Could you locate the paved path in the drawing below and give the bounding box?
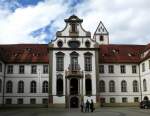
[0,107,150,116]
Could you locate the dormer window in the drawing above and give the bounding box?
[100,35,104,41]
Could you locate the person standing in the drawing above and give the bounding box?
[85,100,90,112]
[80,100,84,112]
[90,99,94,112]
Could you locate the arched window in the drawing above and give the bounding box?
[143,79,147,91]
[42,81,48,93]
[18,81,24,93]
[30,81,36,93]
[0,79,2,93]
[133,80,139,92]
[6,81,13,93]
[121,80,127,92]
[99,80,105,92]
[109,80,115,92]
[56,75,63,96]
[85,78,92,95]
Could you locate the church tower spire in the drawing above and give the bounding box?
[93,21,109,44]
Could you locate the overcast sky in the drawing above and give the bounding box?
[0,0,150,45]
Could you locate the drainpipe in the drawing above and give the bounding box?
[138,64,143,102]
[2,63,6,106]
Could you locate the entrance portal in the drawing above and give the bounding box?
[70,78,78,95]
[70,97,79,108]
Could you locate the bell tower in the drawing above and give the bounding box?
[93,21,109,45]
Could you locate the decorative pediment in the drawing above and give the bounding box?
[95,21,108,35]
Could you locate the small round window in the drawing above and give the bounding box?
[85,41,91,48]
[68,41,80,48]
[57,41,63,48]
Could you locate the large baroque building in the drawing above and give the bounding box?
[0,15,150,107]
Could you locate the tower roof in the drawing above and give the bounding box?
[94,21,108,35]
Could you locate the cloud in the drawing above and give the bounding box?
[0,0,68,44]
[75,0,150,44]
[0,0,150,44]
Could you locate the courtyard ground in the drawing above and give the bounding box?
[0,107,150,116]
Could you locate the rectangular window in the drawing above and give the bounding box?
[99,65,104,73]
[7,65,13,74]
[85,56,92,71]
[31,65,37,74]
[43,65,48,74]
[0,63,2,72]
[132,65,137,73]
[110,97,115,103]
[108,65,114,73]
[5,98,12,104]
[19,65,24,74]
[17,98,23,104]
[120,65,126,73]
[30,98,36,104]
[56,57,64,71]
[42,98,48,104]
[122,97,127,103]
[142,63,145,72]
[134,97,139,102]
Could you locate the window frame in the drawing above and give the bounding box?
[30,81,36,93]
[132,65,137,73]
[6,81,13,93]
[109,80,115,92]
[43,65,48,74]
[108,65,114,73]
[120,65,126,73]
[18,81,24,93]
[121,80,127,92]
[7,65,13,74]
[99,80,105,92]
[42,81,48,93]
[99,65,104,73]
[31,65,37,74]
[133,80,139,92]
[19,65,24,74]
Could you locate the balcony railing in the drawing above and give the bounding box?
[70,91,79,95]
[65,64,83,77]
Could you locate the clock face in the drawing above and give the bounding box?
[68,41,80,48]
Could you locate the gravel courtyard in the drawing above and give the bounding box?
[0,107,150,116]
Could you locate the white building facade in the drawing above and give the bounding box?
[0,15,150,107]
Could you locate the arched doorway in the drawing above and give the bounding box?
[70,78,78,95]
[85,78,92,95]
[144,96,149,101]
[70,97,79,108]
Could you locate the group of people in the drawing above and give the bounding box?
[80,99,95,112]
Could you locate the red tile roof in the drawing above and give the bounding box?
[0,44,49,63]
[0,44,150,64]
[99,44,146,63]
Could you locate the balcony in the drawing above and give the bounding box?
[65,64,83,77]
